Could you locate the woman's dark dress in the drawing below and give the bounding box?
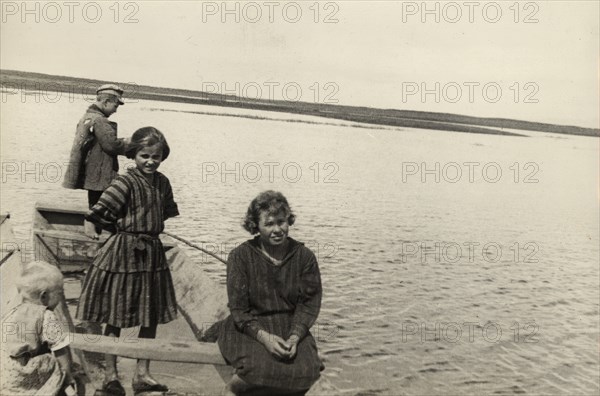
[218,236,323,390]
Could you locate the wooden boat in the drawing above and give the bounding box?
[28,202,232,394]
[32,201,230,336]
[3,202,333,395]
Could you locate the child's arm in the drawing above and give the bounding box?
[54,346,76,389]
[86,175,130,228]
[42,310,77,391]
[163,176,179,221]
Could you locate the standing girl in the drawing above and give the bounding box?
[76,127,179,395]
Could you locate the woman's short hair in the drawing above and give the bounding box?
[16,261,64,301]
[243,190,296,234]
[125,127,170,161]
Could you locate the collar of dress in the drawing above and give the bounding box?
[248,235,303,266]
[128,167,157,186]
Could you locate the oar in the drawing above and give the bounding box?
[162,231,227,265]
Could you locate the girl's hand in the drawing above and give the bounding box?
[257,330,290,360]
[63,381,77,396]
[84,220,99,240]
[284,334,300,360]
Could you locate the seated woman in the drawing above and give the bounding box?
[218,191,323,396]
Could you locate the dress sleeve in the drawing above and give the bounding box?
[227,248,266,339]
[289,250,322,340]
[162,177,179,220]
[92,118,127,156]
[85,177,129,226]
[41,310,70,352]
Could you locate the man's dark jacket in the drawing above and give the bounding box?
[63,105,127,191]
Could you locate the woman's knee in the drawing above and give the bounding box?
[228,374,250,392]
[225,375,308,396]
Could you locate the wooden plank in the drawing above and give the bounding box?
[68,333,227,365]
[34,230,177,248]
[1,214,22,316]
[34,229,107,243]
[35,202,89,215]
[34,233,65,269]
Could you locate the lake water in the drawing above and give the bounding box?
[1,94,598,395]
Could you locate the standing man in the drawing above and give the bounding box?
[63,84,128,239]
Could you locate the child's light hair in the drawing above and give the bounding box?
[16,261,64,301]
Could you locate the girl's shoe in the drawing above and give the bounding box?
[94,380,125,396]
[132,381,169,393]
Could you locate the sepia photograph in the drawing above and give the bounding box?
[1,1,599,395]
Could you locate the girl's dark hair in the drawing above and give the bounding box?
[243,190,296,234]
[125,127,170,160]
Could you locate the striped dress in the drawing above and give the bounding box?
[218,236,323,391]
[76,167,179,328]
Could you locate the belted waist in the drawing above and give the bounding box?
[117,230,160,250]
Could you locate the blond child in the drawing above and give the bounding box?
[1,261,77,395]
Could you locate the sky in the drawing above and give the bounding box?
[1,0,599,127]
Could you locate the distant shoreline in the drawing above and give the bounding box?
[2,69,598,137]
